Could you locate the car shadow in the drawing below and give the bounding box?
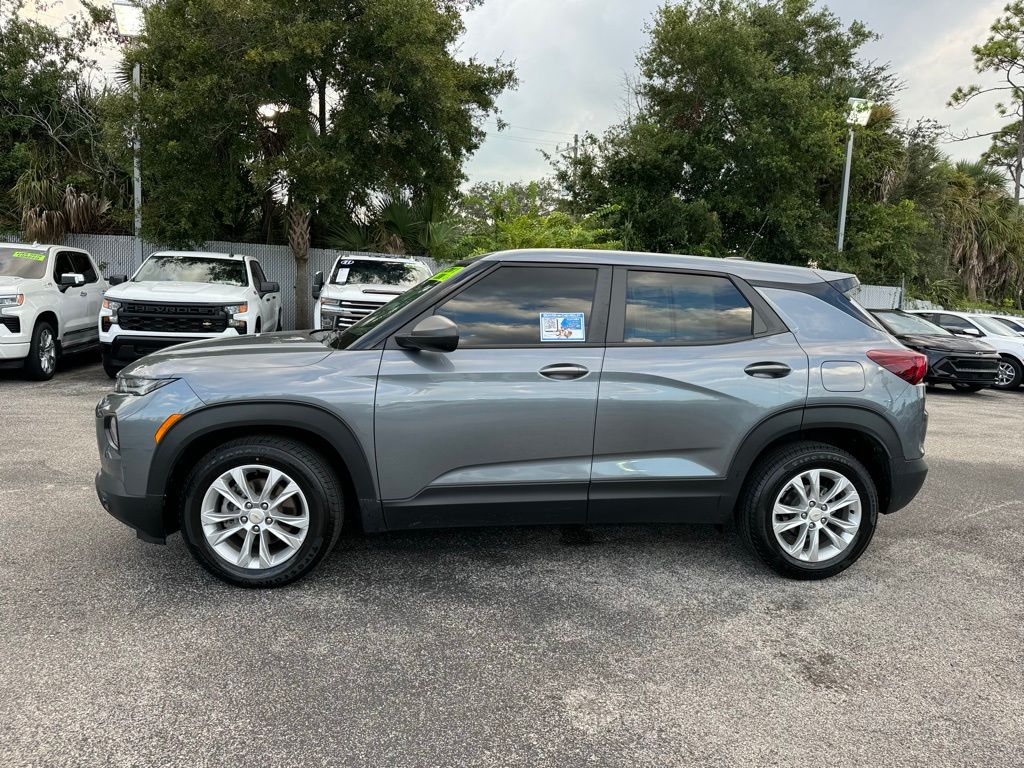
[0,347,101,382]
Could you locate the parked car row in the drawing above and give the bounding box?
[0,243,430,380]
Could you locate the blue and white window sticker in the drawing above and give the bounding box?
[540,312,586,342]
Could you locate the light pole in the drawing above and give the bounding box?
[112,1,145,270]
[837,97,873,252]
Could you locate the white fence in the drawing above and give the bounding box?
[1,232,436,329]
[847,284,903,310]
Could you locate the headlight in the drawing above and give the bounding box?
[102,298,121,323]
[224,303,248,329]
[114,375,177,396]
[321,298,341,308]
[0,294,24,310]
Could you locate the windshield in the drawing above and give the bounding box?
[988,316,1024,334]
[134,254,248,286]
[873,310,951,337]
[0,247,48,279]
[330,260,423,287]
[325,277,442,349]
[972,315,1018,337]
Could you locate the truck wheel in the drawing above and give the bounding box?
[180,436,344,588]
[737,441,878,580]
[102,352,121,379]
[23,321,58,381]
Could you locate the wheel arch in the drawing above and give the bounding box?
[35,309,60,341]
[725,405,902,515]
[150,401,382,535]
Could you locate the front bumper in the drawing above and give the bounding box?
[886,457,928,514]
[0,340,30,367]
[95,470,168,544]
[925,353,1000,386]
[102,334,233,365]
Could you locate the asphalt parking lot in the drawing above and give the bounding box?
[2,357,1022,767]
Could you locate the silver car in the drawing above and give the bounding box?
[95,250,928,587]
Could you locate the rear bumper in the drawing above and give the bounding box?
[885,457,928,514]
[95,470,168,544]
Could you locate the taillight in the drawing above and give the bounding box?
[867,349,928,385]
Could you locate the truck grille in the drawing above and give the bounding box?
[934,355,1000,381]
[325,299,384,330]
[118,302,229,334]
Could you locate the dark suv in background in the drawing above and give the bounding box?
[95,249,928,587]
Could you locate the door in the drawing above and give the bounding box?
[52,250,92,341]
[589,267,809,524]
[72,252,103,346]
[249,260,280,330]
[925,312,983,338]
[374,264,611,529]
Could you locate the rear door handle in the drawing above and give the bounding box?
[539,363,589,380]
[80,291,88,297]
[744,362,792,379]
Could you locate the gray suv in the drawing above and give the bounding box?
[95,250,928,587]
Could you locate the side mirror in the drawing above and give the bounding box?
[312,271,324,300]
[259,280,279,295]
[108,274,127,286]
[59,273,85,290]
[959,326,982,337]
[395,315,459,353]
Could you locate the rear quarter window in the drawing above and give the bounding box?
[757,286,887,343]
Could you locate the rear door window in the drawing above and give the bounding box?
[623,271,753,344]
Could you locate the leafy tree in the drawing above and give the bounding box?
[329,193,462,260]
[122,0,515,325]
[949,1,1024,201]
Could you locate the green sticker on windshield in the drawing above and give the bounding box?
[430,266,463,282]
[12,250,45,261]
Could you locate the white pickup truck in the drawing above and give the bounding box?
[0,243,106,380]
[312,254,432,331]
[99,250,281,377]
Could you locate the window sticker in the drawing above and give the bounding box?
[337,259,355,265]
[12,250,45,261]
[540,312,585,342]
[430,266,464,282]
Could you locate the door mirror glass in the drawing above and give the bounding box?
[259,280,279,295]
[59,272,85,289]
[312,270,324,300]
[396,315,459,352]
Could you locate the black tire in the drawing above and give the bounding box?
[180,436,344,588]
[23,321,58,381]
[737,441,879,580]
[102,352,121,379]
[993,355,1023,390]
[951,382,985,393]
[255,318,262,334]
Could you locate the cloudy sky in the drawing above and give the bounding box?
[30,0,1010,184]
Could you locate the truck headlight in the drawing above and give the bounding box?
[102,298,121,323]
[115,375,177,396]
[224,303,248,329]
[0,294,24,311]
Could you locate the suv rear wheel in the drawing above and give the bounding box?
[180,436,344,587]
[738,441,878,580]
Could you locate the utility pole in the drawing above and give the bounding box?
[572,133,579,217]
[837,98,873,252]
[132,61,143,269]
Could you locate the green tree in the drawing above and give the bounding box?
[949,1,1024,201]
[122,0,515,325]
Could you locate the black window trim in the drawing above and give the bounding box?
[606,266,788,347]
[383,261,614,351]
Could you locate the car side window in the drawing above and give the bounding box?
[435,266,598,346]
[935,314,973,332]
[250,260,268,287]
[623,270,753,344]
[53,251,77,280]
[71,253,98,283]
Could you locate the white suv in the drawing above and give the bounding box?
[312,255,432,331]
[0,243,106,380]
[908,309,1024,389]
[99,250,281,377]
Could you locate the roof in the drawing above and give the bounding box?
[336,254,424,264]
[480,248,854,285]
[149,250,247,260]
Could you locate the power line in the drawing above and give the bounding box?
[484,119,577,138]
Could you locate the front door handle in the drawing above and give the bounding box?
[539,363,589,380]
[744,361,792,379]
[80,291,88,297]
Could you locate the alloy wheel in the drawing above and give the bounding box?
[772,468,862,564]
[995,361,1015,388]
[200,464,310,570]
[38,329,56,375]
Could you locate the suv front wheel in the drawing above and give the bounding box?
[738,441,879,580]
[180,436,344,587]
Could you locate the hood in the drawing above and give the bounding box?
[321,282,406,302]
[896,333,998,355]
[106,280,247,304]
[124,331,333,379]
